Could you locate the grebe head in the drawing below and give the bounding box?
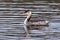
[24,10,32,16]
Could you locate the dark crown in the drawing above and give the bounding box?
[24,10,30,13]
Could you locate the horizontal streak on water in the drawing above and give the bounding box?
[0,8,50,11]
[0,16,26,18]
[50,16,60,19]
[0,2,48,4]
[0,8,59,11]
[0,2,60,5]
[0,5,49,8]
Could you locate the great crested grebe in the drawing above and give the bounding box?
[23,10,49,37]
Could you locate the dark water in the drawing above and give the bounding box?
[0,0,60,40]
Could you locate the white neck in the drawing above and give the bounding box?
[24,12,32,25]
